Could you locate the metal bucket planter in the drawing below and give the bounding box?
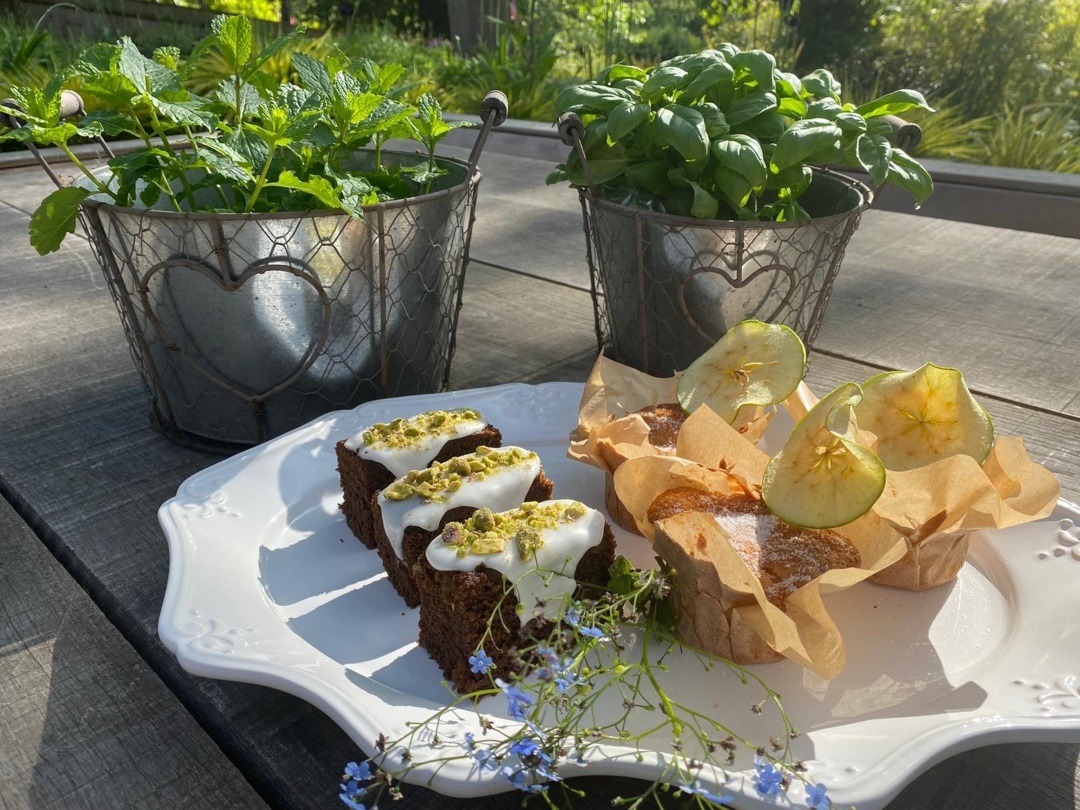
[79,151,479,449]
[577,169,872,376]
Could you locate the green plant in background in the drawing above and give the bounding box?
[0,14,82,94]
[978,105,1080,173]
[899,102,988,164]
[0,14,472,254]
[549,46,933,221]
[868,0,1079,121]
[437,0,567,122]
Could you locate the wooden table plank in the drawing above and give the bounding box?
[817,212,1080,417]
[0,495,267,810]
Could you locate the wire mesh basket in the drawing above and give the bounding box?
[578,169,872,376]
[9,91,508,451]
[81,153,477,449]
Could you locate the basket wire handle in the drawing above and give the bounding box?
[882,115,922,153]
[466,90,509,177]
[0,90,114,189]
[557,112,597,197]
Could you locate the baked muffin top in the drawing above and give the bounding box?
[648,487,860,606]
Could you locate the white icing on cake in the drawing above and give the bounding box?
[425,500,606,621]
[343,410,487,478]
[378,448,541,560]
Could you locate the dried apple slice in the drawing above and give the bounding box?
[762,382,886,529]
[677,320,806,423]
[854,363,994,471]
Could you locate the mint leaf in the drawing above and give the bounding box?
[30,187,91,254]
[266,171,342,210]
[217,15,253,73]
[293,53,332,97]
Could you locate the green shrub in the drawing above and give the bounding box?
[978,105,1080,172]
[868,0,1080,119]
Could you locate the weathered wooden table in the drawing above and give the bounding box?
[0,142,1078,810]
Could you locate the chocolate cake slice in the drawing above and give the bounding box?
[371,446,554,607]
[335,408,501,548]
[415,500,616,694]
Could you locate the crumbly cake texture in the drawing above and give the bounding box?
[647,487,860,607]
[634,402,687,452]
[371,471,554,608]
[335,424,502,548]
[415,521,616,694]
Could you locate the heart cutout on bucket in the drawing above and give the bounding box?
[678,249,798,342]
[140,257,333,403]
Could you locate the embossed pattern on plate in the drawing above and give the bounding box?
[159,382,1080,810]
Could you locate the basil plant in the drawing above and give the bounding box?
[548,46,934,222]
[0,15,471,254]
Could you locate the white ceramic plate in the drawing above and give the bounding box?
[158,382,1080,809]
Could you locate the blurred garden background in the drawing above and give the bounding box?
[2,0,1078,172]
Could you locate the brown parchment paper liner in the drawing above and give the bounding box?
[790,385,1061,591]
[612,407,907,679]
[870,436,1059,590]
[568,355,773,532]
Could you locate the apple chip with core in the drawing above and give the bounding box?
[762,382,886,529]
[677,320,806,423]
[854,363,994,471]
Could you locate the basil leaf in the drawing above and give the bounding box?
[731,50,776,92]
[600,64,648,84]
[855,133,892,185]
[887,148,934,205]
[687,180,719,219]
[625,159,670,192]
[834,112,867,134]
[679,61,734,102]
[694,103,729,138]
[776,71,802,97]
[656,105,709,163]
[606,101,651,143]
[806,98,842,119]
[714,167,753,208]
[555,83,634,114]
[712,135,767,187]
[641,66,689,103]
[770,118,843,172]
[725,91,777,126]
[857,89,934,118]
[738,109,786,141]
[30,186,91,255]
[778,95,808,118]
[801,68,842,100]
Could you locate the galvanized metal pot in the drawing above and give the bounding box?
[577,169,872,377]
[77,151,481,450]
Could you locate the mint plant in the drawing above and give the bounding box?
[0,15,472,254]
[548,46,934,222]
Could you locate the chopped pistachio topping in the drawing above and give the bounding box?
[361,408,483,450]
[440,501,589,559]
[382,447,538,503]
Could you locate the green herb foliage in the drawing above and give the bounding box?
[0,14,472,254]
[549,46,934,222]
